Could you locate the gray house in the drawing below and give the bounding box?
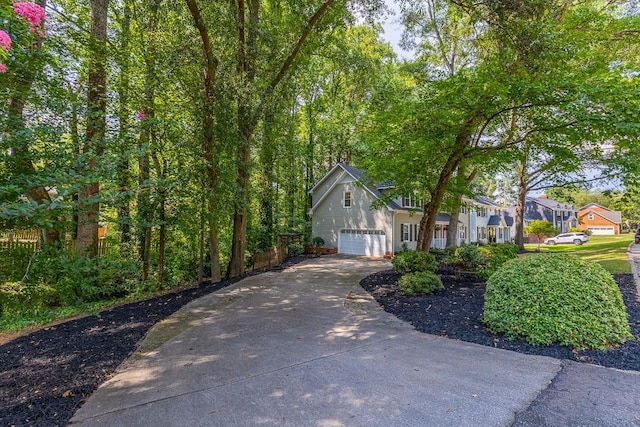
[308,163,512,256]
[508,195,579,237]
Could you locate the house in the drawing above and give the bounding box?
[506,195,579,242]
[577,203,622,235]
[308,163,512,256]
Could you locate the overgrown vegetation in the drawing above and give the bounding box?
[483,254,632,350]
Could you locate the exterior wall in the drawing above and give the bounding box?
[310,178,393,254]
[394,212,422,252]
[578,212,620,234]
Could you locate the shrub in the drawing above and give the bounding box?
[398,271,443,296]
[287,243,304,257]
[392,250,437,274]
[311,236,325,248]
[449,243,486,270]
[484,254,632,350]
[477,243,519,279]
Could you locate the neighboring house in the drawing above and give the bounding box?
[308,163,511,257]
[578,203,622,235]
[507,195,579,242]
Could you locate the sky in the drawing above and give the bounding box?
[379,1,414,59]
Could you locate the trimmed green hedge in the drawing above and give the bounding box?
[398,271,443,296]
[392,250,438,274]
[477,243,519,279]
[483,253,632,350]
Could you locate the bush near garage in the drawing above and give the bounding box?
[397,271,443,296]
[392,250,438,274]
[483,253,632,350]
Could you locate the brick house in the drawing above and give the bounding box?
[577,203,622,235]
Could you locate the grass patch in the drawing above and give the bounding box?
[525,234,633,274]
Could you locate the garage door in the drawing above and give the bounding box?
[338,229,386,256]
[587,226,615,235]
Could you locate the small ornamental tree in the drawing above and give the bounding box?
[526,220,557,250]
[0,2,46,72]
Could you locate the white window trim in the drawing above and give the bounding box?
[343,191,352,208]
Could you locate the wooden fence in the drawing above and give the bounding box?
[251,247,286,272]
[0,240,40,251]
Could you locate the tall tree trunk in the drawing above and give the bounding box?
[228,0,259,278]
[515,160,529,251]
[186,0,222,281]
[117,2,132,247]
[77,0,108,257]
[5,0,59,246]
[417,118,478,252]
[138,0,160,280]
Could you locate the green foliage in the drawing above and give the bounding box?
[477,243,519,279]
[392,250,438,274]
[287,243,304,257]
[311,236,325,247]
[397,271,443,296]
[484,254,632,350]
[448,243,486,270]
[526,220,557,237]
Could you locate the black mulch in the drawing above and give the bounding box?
[360,269,640,372]
[0,255,313,427]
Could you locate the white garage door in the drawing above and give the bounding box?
[338,229,386,256]
[587,226,615,235]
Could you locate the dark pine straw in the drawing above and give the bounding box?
[0,258,637,427]
[360,268,639,371]
[0,256,310,427]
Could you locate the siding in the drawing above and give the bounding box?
[311,180,393,253]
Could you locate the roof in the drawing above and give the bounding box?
[487,215,503,226]
[310,163,402,211]
[527,196,575,211]
[437,213,451,223]
[475,196,502,207]
[580,209,622,225]
[579,202,610,211]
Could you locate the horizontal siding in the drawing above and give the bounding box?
[311,181,392,253]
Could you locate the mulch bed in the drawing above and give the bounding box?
[360,269,640,372]
[0,255,312,427]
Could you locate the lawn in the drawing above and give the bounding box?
[524,234,634,274]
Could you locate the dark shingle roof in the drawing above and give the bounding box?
[487,215,502,226]
[338,163,402,210]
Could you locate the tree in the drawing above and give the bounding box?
[76,0,108,257]
[526,220,557,251]
[366,0,640,252]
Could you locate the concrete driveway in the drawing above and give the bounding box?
[70,255,566,426]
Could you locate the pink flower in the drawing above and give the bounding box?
[0,30,11,51]
[0,64,7,73]
[13,2,46,34]
[138,110,146,120]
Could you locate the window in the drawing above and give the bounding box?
[459,225,466,240]
[401,197,423,208]
[588,212,594,220]
[476,206,487,217]
[343,191,351,208]
[401,224,419,242]
[477,227,486,239]
[460,205,467,214]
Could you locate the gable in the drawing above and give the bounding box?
[579,209,622,225]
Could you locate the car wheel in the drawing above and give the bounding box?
[547,240,555,246]
[574,239,583,245]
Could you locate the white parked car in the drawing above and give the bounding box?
[544,232,589,246]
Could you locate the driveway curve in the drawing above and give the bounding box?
[71,255,562,427]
